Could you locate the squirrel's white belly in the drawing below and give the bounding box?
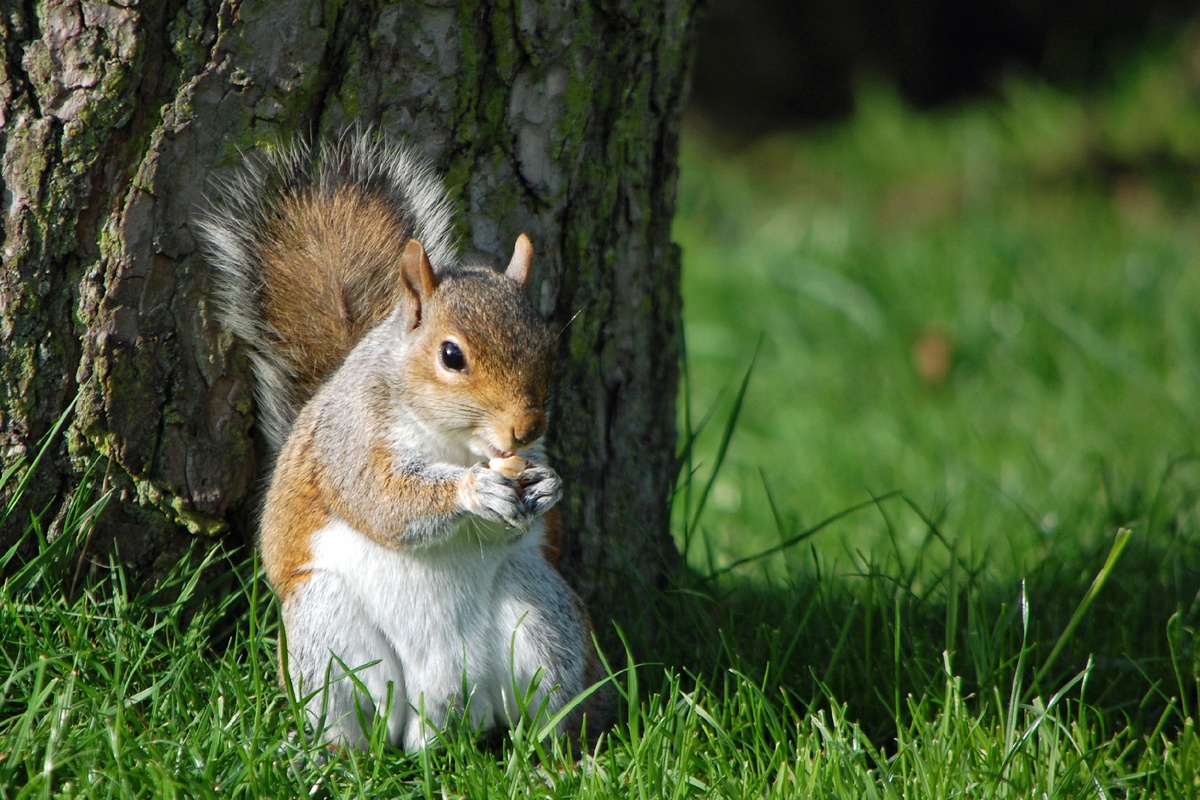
[305,516,544,745]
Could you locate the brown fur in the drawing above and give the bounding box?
[259,416,327,600]
[258,187,411,402]
[328,443,462,547]
[540,506,563,566]
[262,412,466,602]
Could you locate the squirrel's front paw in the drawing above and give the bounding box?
[460,464,528,531]
[517,464,562,518]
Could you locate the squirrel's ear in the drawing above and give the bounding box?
[505,234,534,286]
[399,238,437,330]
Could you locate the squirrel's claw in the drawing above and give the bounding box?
[518,465,562,518]
[461,463,529,531]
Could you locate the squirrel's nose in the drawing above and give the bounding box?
[511,412,546,448]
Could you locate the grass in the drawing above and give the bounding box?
[5,28,1200,799]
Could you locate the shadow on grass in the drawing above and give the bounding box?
[613,464,1200,751]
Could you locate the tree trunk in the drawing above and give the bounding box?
[0,0,698,636]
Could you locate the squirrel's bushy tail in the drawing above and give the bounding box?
[197,132,455,451]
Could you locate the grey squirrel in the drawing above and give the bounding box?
[197,131,607,751]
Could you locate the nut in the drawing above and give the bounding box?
[488,455,529,479]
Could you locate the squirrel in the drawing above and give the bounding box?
[197,131,607,751]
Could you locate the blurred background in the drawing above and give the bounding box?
[673,0,1200,583]
[690,0,1197,131]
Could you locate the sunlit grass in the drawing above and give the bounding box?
[674,51,1200,580]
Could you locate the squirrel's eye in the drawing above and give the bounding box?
[440,341,466,372]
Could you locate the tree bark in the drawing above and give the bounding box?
[1,0,698,635]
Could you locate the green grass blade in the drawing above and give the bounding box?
[687,341,759,536]
[2,395,78,525]
[1032,527,1133,692]
[706,491,900,580]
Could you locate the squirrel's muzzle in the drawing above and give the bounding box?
[510,410,547,448]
